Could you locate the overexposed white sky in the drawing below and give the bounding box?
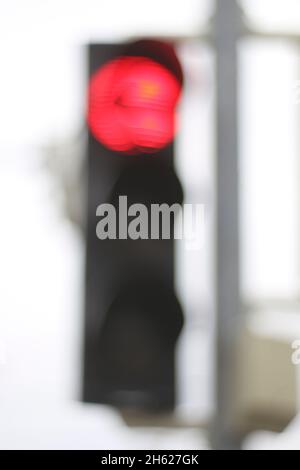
[241,0,300,32]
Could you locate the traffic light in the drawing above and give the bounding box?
[83,39,184,412]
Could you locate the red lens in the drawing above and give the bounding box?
[87,56,181,154]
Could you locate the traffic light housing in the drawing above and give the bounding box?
[83,40,184,412]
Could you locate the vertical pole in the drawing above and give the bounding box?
[212,0,243,449]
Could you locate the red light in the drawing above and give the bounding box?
[87,56,181,154]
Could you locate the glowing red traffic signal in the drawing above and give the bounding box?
[87,55,182,154]
[84,42,184,411]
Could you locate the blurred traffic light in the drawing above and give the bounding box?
[82,40,184,412]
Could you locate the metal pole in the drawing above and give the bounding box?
[211,0,243,449]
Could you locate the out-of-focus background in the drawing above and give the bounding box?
[1,0,300,450]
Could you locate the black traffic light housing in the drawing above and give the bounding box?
[83,40,184,412]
